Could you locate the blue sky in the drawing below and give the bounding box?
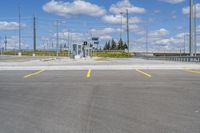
[0,0,199,51]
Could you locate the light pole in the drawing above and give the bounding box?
[184,32,186,54]
[56,20,59,57]
[126,9,130,53]
[194,3,197,56]
[18,6,21,53]
[145,18,149,54]
[0,36,2,55]
[189,0,194,56]
[33,15,37,55]
[4,36,7,51]
[68,29,70,57]
[120,12,123,40]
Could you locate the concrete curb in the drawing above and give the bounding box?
[0,65,200,70]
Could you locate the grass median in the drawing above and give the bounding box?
[94,51,132,58]
[3,50,69,57]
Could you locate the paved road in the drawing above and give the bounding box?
[0,70,200,133]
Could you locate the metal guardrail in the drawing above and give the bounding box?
[143,56,200,63]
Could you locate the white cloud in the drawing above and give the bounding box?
[172,15,177,19]
[90,28,120,36]
[128,24,144,34]
[102,14,141,24]
[151,31,190,50]
[159,0,185,4]
[43,0,106,17]
[182,3,200,18]
[90,28,121,41]
[99,35,112,41]
[0,21,25,30]
[3,36,28,49]
[102,15,122,24]
[55,30,115,43]
[197,25,200,32]
[149,28,169,38]
[154,10,160,14]
[129,17,142,24]
[58,31,88,42]
[109,0,145,14]
[135,26,199,51]
[135,28,170,48]
[153,32,188,51]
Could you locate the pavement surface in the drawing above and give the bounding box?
[0,70,200,133]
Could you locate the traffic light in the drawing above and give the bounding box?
[83,41,87,46]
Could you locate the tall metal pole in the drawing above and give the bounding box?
[0,36,2,55]
[68,29,70,57]
[146,18,149,54]
[126,9,130,53]
[18,6,21,51]
[56,20,59,57]
[189,0,194,56]
[184,32,186,54]
[4,36,7,51]
[120,12,123,40]
[33,15,36,52]
[194,3,197,56]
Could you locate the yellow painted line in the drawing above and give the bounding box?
[136,69,152,78]
[184,69,200,74]
[87,69,91,78]
[24,70,46,78]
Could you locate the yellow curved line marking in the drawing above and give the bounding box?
[24,70,46,78]
[184,69,200,74]
[87,69,91,78]
[136,69,152,78]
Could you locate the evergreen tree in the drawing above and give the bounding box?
[107,41,111,50]
[118,38,123,50]
[123,42,128,50]
[104,41,108,50]
[111,39,117,50]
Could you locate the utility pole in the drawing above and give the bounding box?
[33,15,37,53]
[0,36,1,55]
[194,3,197,56]
[146,18,149,54]
[120,12,123,40]
[126,9,130,53]
[4,36,7,51]
[184,32,186,54]
[56,20,59,57]
[18,6,21,52]
[189,0,194,56]
[68,29,70,57]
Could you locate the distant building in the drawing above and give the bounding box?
[70,42,93,59]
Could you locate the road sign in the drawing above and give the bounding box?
[92,37,99,41]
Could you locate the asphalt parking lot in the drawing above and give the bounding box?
[0,70,200,133]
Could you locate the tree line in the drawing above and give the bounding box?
[103,39,128,50]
